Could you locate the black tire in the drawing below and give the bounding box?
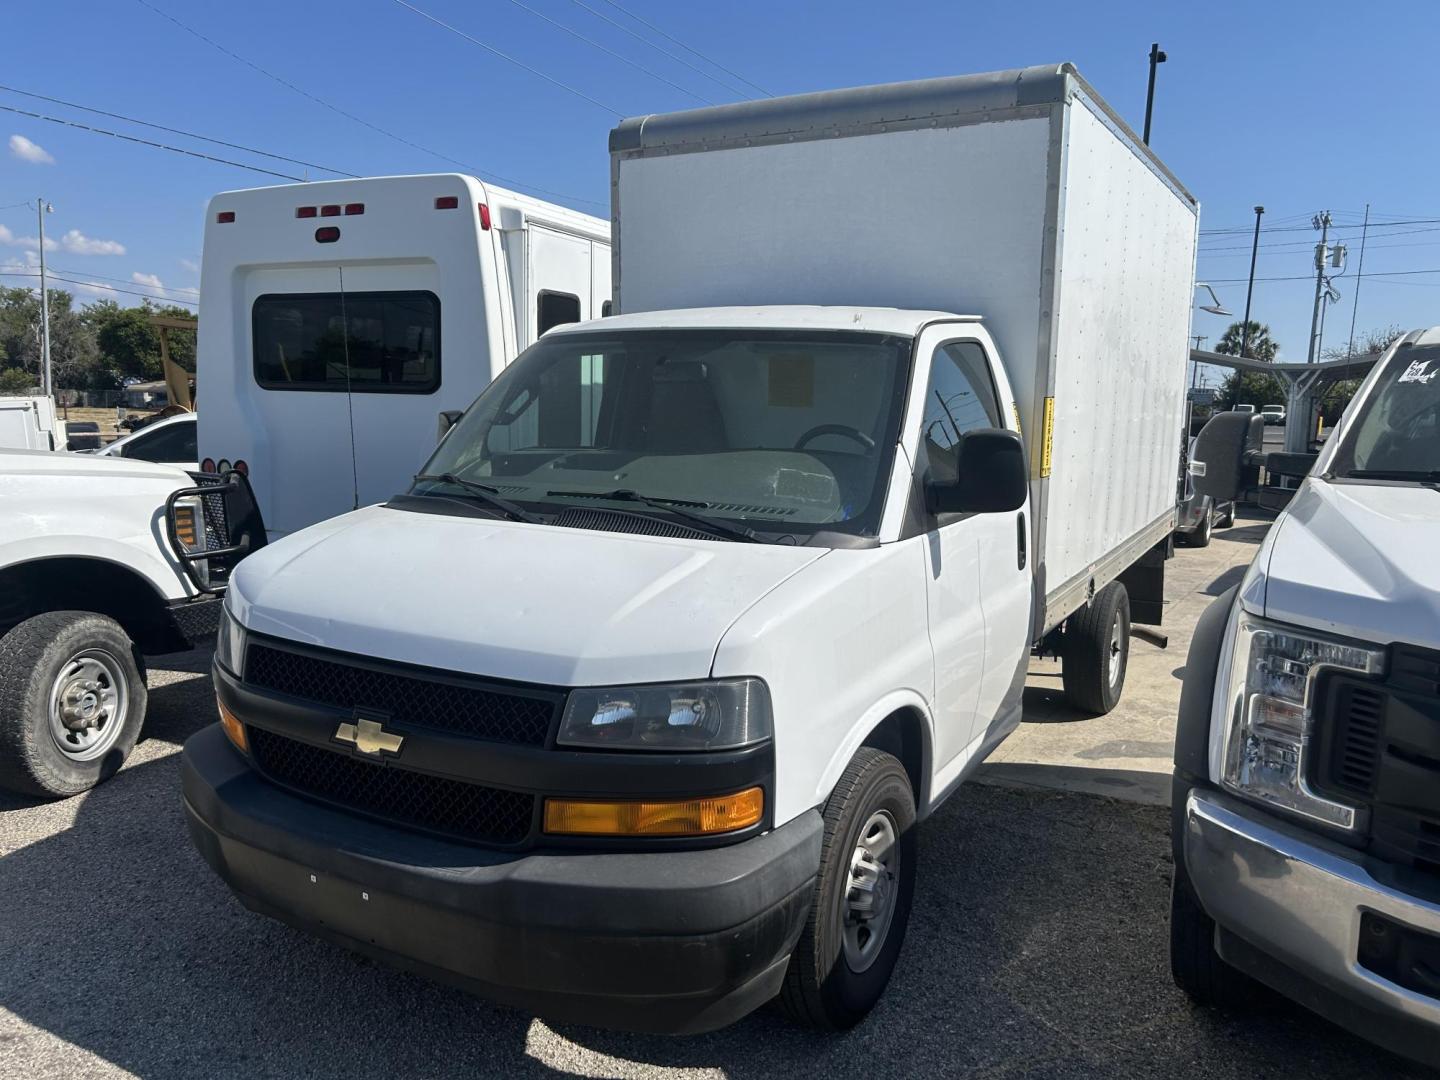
[0,611,147,798]
[1060,581,1130,715]
[1188,507,1213,548]
[778,747,917,1030]
[1170,860,1265,1007]
[1216,503,1236,529]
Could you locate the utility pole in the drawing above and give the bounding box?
[1346,203,1370,357]
[37,197,53,398]
[1240,205,1264,358]
[1189,335,1207,390]
[1142,43,1167,145]
[1306,211,1332,365]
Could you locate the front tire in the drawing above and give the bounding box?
[1170,858,1264,1007]
[1216,503,1236,529]
[1061,581,1130,715]
[778,747,917,1029]
[0,611,147,798]
[1187,506,1213,548]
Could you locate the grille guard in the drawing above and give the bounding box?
[164,470,268,594]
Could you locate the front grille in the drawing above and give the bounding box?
[1316,643,1440,878]
[244,641,558,746]
[248,727,535,846]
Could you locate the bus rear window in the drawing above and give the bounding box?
[252,290,440,393]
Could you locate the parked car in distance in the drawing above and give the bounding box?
[89,412,197,470]
[1261,404,1286,426]
[184,62,1201,1035]
[1233,403,1256,414]
[1176,325,1440,1069]
[0,448,261,797]
[0,396,62,451]
[65,421,103,452]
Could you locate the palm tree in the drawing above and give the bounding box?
[1214,320,1278,362]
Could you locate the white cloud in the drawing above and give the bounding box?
[179,258,200,274]
[9,134,54,165]
[131,271,164,291]
[129,271,198,303]
[59,229,125,256]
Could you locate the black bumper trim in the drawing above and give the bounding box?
[182,724,820,1032]
[164,595,223,650]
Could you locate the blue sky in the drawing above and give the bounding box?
[3,0,1438,365]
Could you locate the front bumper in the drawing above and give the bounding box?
[182,723,820,1034]
[1184,789,1440,1065]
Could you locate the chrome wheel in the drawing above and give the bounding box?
[48,650,129,762]
[842,808,900,972]
[1108,612,1126,689]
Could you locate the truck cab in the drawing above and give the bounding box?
[1173,326,1440,1068]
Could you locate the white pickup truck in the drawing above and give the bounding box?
[1174,326,1440,1067]
[0,449,261,797]
[182,64,1199,1032]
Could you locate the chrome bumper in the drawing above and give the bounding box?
[1184,789,1440,1029]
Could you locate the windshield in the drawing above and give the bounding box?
[1329,343,1440,480]
[414,328,913,540]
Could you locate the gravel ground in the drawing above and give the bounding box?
[0,648,1431,1079]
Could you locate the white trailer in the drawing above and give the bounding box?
[611,62,1198,640]
[0,396,61,452]
[198,174,610,537]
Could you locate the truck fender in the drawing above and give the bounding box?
[1174,584,1239,785]
[810,689,935,816]
[0,530,187,601]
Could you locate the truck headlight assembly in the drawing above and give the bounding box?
[1216,608,1384,830]
[215,604,247,677]
[557,678,772,752]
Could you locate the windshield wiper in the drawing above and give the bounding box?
[546,488,761,543]
[1342,468,1440,485]
[412,473,544,523]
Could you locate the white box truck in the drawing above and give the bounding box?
[197,174,610,538]
[183,64,1198,1033]
[0,396,62,451]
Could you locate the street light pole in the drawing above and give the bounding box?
[1142,43,1167,145]
[1240,205,1264,359]
[1306,210,1332,365]
[37,197,53,398]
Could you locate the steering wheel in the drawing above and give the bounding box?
[794,424,875,451]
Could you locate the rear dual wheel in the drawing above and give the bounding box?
[1061,581,1130,715]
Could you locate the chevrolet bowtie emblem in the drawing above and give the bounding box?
[334,717,404,756]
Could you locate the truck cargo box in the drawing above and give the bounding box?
[609,63,1198,634]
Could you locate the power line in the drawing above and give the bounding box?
[51,266,197,293]
[0,269,199,306]
[1202,216,1440,236]
[1200,222,1440,253]
[0,103,305,180]
[390,0,625,118]
[567,0,751,98]
[1206,267,1440,284]
[135,0,604,208]
[503,0,713,105]
[0,84,357,178]
[596,0,771,97]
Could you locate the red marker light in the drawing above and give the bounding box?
[233,459,249,477]
[200,457,216,473]
[320,204,341,217]
[344,203,365,216]
[434,195,459,210]
[296,206,317,219]
[216,211,235,223]
[315,227,340,243]
[478,203,491,231]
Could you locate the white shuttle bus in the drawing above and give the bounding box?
[197,174,610,537]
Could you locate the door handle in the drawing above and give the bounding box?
[1016,512,1027,571]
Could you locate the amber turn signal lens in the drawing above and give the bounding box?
[173,505,198,549]
[217,698,247,753]
[544,787,764,837]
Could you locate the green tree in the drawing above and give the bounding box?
[1214,320,1279,362]
[88,300,196,381]
[0,286,99,389]
[0,367,35,395]
[1217,370,1286,411]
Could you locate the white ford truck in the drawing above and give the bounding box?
[1174,326,1440,1067]
[183,64,1200,1032]
[0,449,262,797]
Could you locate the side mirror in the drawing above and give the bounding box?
[926,428,1028,515]
[1192,412,1264,501]
[437,410,463,442]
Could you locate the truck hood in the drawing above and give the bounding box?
[1259,479,1440,652]
[229,503,828,686]
[0,446,189,485]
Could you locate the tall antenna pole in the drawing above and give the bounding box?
[37,197,53,398]
[1240,205,1264,358]
[1345,203,1370,357]
[1142,43,1167,145]
[1306,211,1331,365]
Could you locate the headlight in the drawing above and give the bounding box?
[215,604,247,677]
[557,678,772,752]
[1215,607,1384,830]
[171,493,211,587]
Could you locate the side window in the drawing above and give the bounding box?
[125,420,196,463]
[537,291,581,336]
[919,341,1002,485]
